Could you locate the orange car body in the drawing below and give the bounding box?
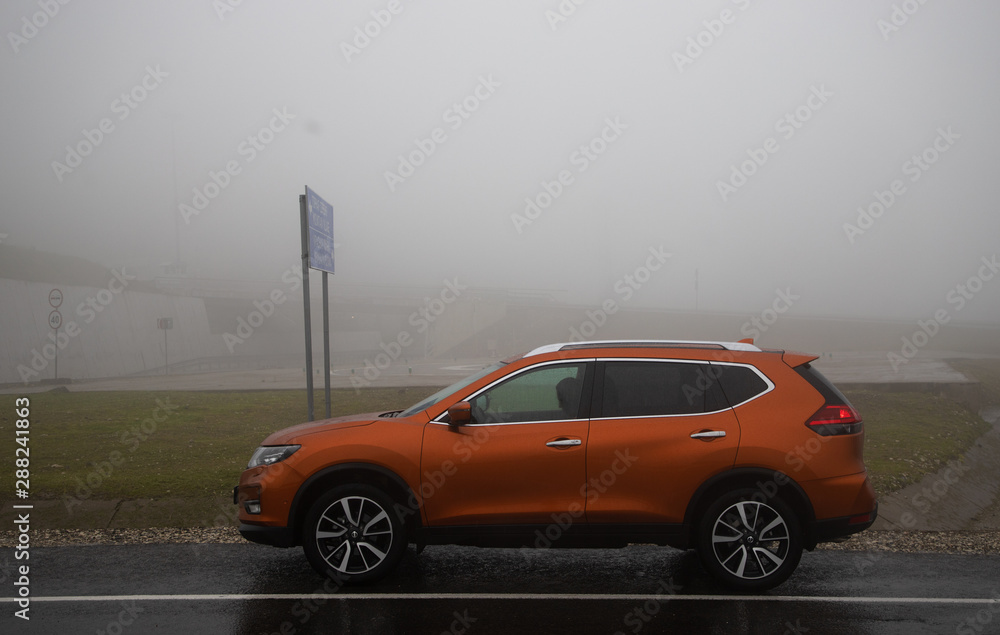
[237,341,876,569]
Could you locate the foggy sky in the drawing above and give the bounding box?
[2,0,999,323]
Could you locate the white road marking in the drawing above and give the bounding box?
[1,594,999,604]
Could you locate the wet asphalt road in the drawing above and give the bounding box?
[4,543,1000,634]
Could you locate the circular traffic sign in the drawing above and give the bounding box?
[48,310,63,330]
[49,288,63,308]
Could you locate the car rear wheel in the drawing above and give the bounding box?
[697,489,803,591]
[302,484,405,584]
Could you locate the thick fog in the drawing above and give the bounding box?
[2,0,999,323]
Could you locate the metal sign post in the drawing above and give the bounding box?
[48,289,63,380]
[300,186,336,421]
[299,194,314,422]
[157,318,173,374]
[322,273,331,418]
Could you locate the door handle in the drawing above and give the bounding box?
[546,438,582,447]
[690,430,726,439]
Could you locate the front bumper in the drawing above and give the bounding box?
[234,484,296,547]
[238,523,297,548]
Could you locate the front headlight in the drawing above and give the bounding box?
[247,445,300,468]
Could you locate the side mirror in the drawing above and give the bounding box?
[447,402,472,426]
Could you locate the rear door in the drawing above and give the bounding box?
[584,359,742,523]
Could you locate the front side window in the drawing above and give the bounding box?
[468,362,587,424]
[399,362,504,417]
[600,360,727,417]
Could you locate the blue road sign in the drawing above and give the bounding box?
[305,186,335,274]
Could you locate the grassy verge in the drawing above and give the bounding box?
[1,387,438,502]
[844,357,1000,497]
[2,358,998,527]
[843,389,988,496]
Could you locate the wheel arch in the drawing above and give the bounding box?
[290,462,421,546]
[683,467,818,550]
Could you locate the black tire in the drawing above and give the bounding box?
[697,488,803,591]
[302,484,406,584]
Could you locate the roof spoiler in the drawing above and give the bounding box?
[782,350,819,368]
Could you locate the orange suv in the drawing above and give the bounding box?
[235,340,877,590]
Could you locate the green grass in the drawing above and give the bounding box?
[0,387,438,501]
[842,389,988,496]
[843,357,1000,497]
[3,358,998,527]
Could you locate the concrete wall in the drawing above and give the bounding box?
[0,278,225,384]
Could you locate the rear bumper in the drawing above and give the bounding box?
[808,501,878,546]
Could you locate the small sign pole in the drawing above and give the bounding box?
[49,289,63,381]
[300,194,314,421]
[157,318,173,374]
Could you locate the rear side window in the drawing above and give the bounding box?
[713,363,770,407]
[600,361,727,417]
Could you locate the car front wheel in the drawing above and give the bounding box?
[302,484,406,584]
[697,489,803,591]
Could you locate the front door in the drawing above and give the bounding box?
[420,361,592,526]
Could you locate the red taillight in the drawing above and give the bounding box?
[806,404,863,436]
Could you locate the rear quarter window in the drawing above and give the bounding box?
[712,363,771,407]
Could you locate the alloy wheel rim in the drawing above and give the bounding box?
[711,500,790,580]
[315,495,394,574]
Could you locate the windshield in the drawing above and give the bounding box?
[398,362,505,418]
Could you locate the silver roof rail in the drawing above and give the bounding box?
[524,339,761,357]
